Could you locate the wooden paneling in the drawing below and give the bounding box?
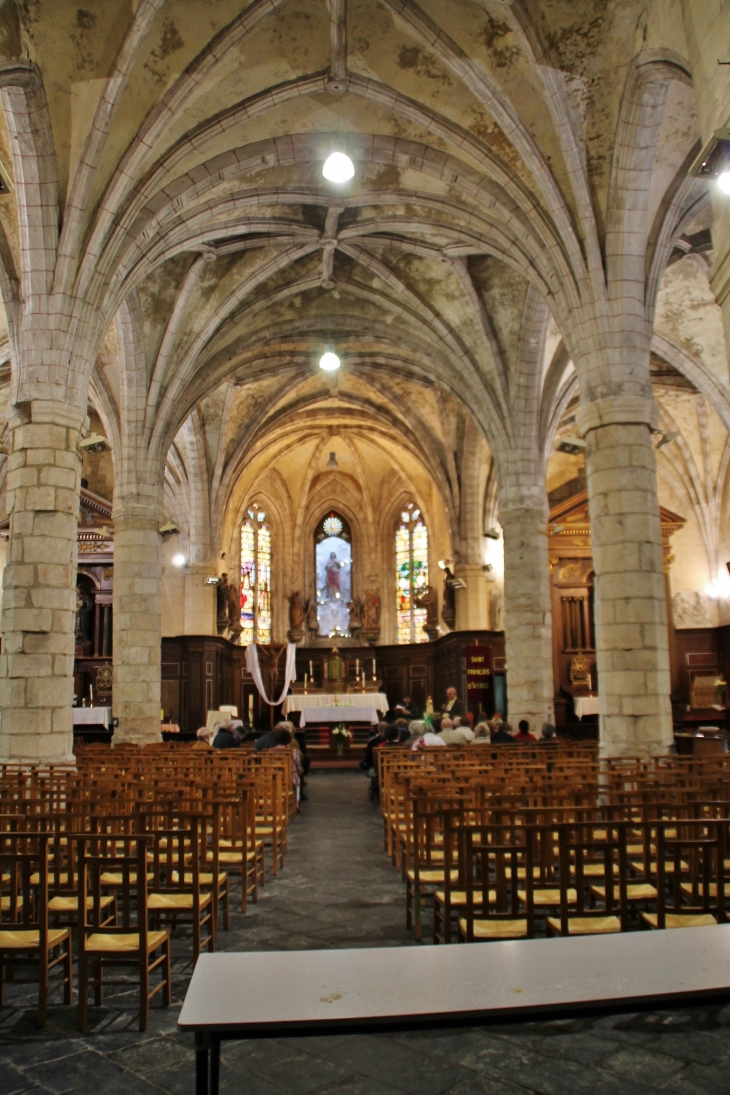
[163,630,506,730]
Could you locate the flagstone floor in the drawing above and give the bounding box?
[2,770,730,1095]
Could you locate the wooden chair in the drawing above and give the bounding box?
[458,826,535,942]
[641,820,724,929]
[75,833,171,1032]
[547,823,629,936]
[0,831,72,1026]
[146,822,214,962]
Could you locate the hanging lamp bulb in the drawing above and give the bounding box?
[322,151,354,183]
[319,350,340,371]
[326,451,339,469]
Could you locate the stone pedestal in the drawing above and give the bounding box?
[112,500,162,744]
[499,498,554,733]
[454,564,490,631]
[0,401,84,764]
[578,397,673,758]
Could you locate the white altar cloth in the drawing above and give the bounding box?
[299,706,379,726]
[282,693,387,716]
[574,695,600,720]
[73,706,112,728]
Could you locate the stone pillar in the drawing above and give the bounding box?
[454,564,490,630]
[184,564,216,635]
[0,400,85,764]
[112,497,162,744]
[499,491,554,733]
[577,397,673,757]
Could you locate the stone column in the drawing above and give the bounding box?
[0,400,85,764]
[184,564,216,635]
[112,496,163,744]
[454,564,490,630]
[577,396,673,757]
[499,488,554,733]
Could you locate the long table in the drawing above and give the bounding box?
[282,693,387,717]
[179,927,730,1094]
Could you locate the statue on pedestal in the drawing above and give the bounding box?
[228,578,243,645]
[287,590,306,642]
[362,588,381,645]
[415,584,439,641]
[441,567,456,630]
[347,598,363,636]
[216,573,230,635]
[305,600,319,641]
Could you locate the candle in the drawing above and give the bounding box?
[248,693,254,721]
[356,658,360,677]
[304,673,308,691]
[89,684,93,704]
[372,658,376,679]
[361,671,365,689]
[309,660,313,678]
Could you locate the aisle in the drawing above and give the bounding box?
[220,770,419,952]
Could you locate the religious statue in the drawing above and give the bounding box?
[287,590,306,643]
[415,584,439,641]
[363,589,381,630]
[362,588,381,645]
[441,566,456,630]
[228,578,243,644]
[305,600,319,640]
[216,573,230,635]
[347,598,363,634]
[75,584,94,650]
[491,589,505,632]
[324,552,343,600]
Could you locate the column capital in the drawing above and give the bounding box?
[9,399,88,433]
[113,495,164,528]
[498,486,548,523]
[577,395,659,436]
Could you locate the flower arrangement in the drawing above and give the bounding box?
[332,724,352,755]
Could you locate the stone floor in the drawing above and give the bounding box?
[2,771,730,1094]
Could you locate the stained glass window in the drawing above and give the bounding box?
[396,503,429,644]
[240,504,271,645]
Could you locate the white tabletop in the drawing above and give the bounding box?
[73,706,112,727]
[283,693,387,715]
[574,695,600,719]
[300,706,379,726]
[179,925,730,1034]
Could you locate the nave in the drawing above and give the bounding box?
[2,770,730,1095]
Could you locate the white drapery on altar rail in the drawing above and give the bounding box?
[245,643,297,706]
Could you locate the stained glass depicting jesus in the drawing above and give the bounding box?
[315,516,352,636]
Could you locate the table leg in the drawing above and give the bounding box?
[195,1032,209,1095]
[211,1036,221,1095]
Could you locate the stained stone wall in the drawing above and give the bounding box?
[579,401,674,757]
[112,501,163,745]
[0,402,84,764]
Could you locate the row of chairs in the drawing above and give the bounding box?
[374,746,730,945]
[0,743,297,1029]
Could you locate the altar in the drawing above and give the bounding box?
[282,693,388,723]
[573,695,600,720]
